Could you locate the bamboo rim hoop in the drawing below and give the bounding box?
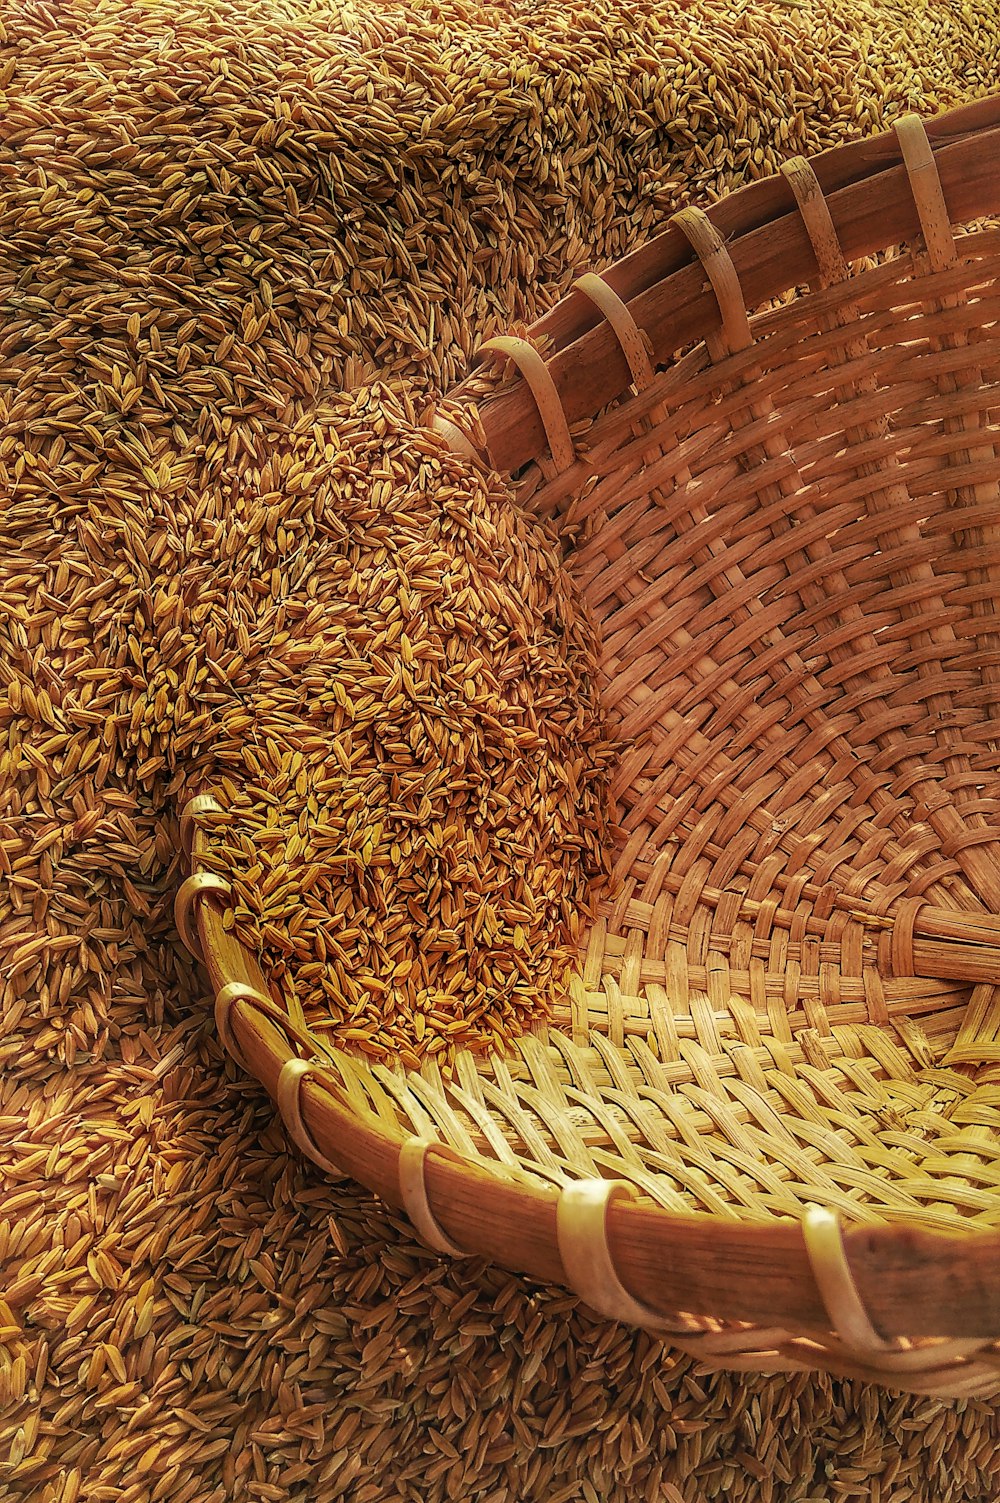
[178,97,1000,1398]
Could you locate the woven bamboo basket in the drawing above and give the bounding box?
[177,95,1000,1399]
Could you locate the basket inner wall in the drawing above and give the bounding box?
[428,225,1000,1231]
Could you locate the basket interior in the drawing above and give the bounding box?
[235,220,1000,1243]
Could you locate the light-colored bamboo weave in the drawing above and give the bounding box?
[177,97,1000,1398]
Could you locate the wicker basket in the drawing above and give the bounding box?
[177,96,1000,1399]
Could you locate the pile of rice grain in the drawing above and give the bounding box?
[197,384,616,1068]
[4,0,1000,1496]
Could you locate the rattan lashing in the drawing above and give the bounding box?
[177,97,1000,1398]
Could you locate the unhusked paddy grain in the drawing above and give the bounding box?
[194,384,616,1067]
[3,0,1000,1496]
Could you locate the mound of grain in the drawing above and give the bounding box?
[195,384,616,1067]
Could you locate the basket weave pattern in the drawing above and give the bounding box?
[178,99,1000,1398]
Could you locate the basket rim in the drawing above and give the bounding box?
[183,840,1000,1310]
[178,98,1000,1395]
[436,91,1000,477]
[182,837,1000,1386]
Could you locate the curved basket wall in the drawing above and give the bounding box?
[177,96,1000,1398]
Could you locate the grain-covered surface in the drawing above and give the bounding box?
[4,0,1000,1495]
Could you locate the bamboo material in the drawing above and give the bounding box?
[178,101,1000,1397]
[450,96,1000,475]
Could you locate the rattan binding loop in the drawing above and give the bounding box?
[397,1138,468,1256]
[213,980,267,1072]
[573,272,655,390]
[478,335,575,472]
[557,1179,678,1330]
[801,1204,898,1355]
[430,411,484,462]
[174,871,231,960]
[179,792,222,859]
[780,156,849,288]
[277,1057,348,1180]
[671,205,753,355]
[895,113,957,272]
